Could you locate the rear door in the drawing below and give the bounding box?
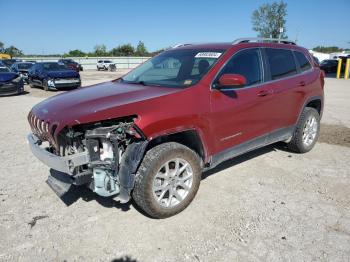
[262,48,307,128]
[30,64,40,84]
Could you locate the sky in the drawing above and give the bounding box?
[1,0,349,55]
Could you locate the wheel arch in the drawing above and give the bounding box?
[296,96,323,124]
[305,98,322,115]
[146,129,207,165]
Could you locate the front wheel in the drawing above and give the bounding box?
[287,107,320,153]
[132,142,202,218]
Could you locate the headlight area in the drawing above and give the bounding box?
[11,76,23,83]
[9,76,24,93]
[47,78,55,88]
[54,118,148,202]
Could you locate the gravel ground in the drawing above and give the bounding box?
[0,73,349,262]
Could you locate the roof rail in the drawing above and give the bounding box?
[172,43,192,48]
[233,38,296,45]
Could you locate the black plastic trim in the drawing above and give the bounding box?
[209,126,295,169]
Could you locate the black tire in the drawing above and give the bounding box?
[43,79,49,91]
[132,142,202,219]
[29,78,35,88]
[287,107,320,153]
[97,66,100,71]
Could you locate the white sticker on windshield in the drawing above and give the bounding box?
[195,52,222,58]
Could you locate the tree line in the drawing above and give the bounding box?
[0,41,24,57]
[312,46,350,54]
[1,40,164,57]
[65,41,160,57]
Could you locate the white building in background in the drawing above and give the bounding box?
[308,50,350,63]
[308,50,330,63]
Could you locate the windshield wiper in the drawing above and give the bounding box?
[120,79,149,86]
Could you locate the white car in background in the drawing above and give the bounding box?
[96,60,116,71]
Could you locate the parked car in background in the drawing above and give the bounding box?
[27,38,324,218]
[312,56,320,66]
[320,59,339,73]
[28,62,81,91]
[0,59,20,68]
[10,62,35,83]
[58,58,83,71]
[0,65,24,96]
[97,60,116,71]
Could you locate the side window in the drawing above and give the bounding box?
[266,48,297,80]
[294,51,312,72]
[215,48,262,87]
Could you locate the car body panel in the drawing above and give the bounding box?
[29,42,324,164]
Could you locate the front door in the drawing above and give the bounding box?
[209,48,273,155]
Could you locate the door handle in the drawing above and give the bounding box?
[257,90,273,97]
[299,81,306,86]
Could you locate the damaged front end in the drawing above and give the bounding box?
[27,116,148,203]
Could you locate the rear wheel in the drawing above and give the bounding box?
[132,142,202,218]
[287,107,320,153]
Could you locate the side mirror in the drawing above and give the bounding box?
[217,74,247,88]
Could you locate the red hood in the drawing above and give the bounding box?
[31,81,181,132]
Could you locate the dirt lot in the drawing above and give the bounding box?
[0,71,349,262]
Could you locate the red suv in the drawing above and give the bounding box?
[27,38,324,218]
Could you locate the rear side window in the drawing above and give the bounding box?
[266,48,297,80]
[216,48,262,87]
[295,51,312,72]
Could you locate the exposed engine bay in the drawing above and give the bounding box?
[30,117,148,203]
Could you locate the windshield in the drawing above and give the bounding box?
[122,49,224,88]
[18,63,33,70]
[62,59,74,64]
[0,67,10,72]
[1,59,16,67]
[42,62,68,71]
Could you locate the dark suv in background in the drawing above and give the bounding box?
[27,38,324,218]
[28,62,81,91]
[58,59,83,72]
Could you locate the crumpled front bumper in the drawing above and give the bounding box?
[27,133,89,175]
[0,81,23,96]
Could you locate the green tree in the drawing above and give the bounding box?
[94,44,107,56]
[65,49,86,57]
[135,41,148,56]
[252,1,288,39]
[4,45,23,57]
[0,41,4,53]
[312,46,350,54]
[110,44,135,56]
